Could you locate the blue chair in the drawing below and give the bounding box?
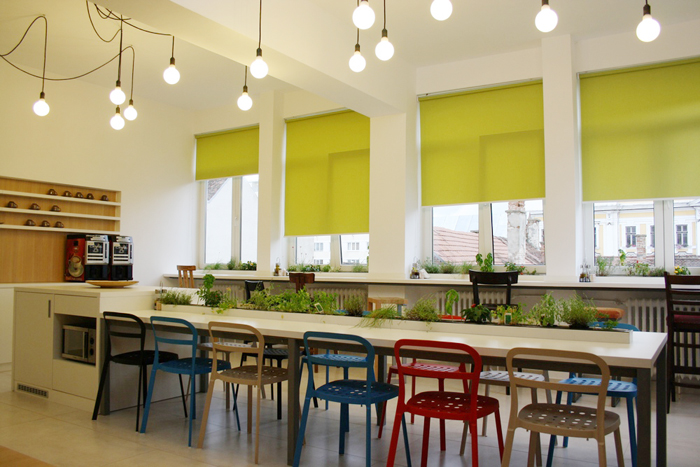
[546,322,639,467]
[139,316,231,447]
[293,331,410,467]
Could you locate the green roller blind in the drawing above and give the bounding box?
[195,126,259,180]
[419,81,545,206]
[285,111,370,236]
[581,59,700,201]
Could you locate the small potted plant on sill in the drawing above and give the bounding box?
[560,294,598,329]
[461,303,491,324]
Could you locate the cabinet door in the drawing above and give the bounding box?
[14,292,53,388]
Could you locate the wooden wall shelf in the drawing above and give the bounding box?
[0,189,120,206]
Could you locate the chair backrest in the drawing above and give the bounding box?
[208,321,264,382]
[664,271,700,324]
[468,270,519,307]
[150,316,198,363]
[244,280,265,301]
[103,312,147,357]
[302,331,375,380]
[506,347,610,438]
[177,265,196,288]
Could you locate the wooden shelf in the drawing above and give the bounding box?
[0,224,115,235]
[0,207,119,221]
[0,189,120,206]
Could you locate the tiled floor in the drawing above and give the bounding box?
[0,363,698,466]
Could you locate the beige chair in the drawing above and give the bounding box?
[501,347,624,467]
[177,265,196,288]
[197,322,289,464]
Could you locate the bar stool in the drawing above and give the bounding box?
[177,265,196,288]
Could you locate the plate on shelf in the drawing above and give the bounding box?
[86,280,139,288]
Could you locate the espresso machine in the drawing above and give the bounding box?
[109,235,133,280]
[65,234,110,281]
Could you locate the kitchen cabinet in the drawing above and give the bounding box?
[13,291,53,389]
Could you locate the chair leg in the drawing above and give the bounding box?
[470,421,479,467]
[248,386,253,434]
[92,358,109,421]
[293,394,313,467]
[196,376,217,448]
[232,382,241,431]
[187,372,196,447]
[460,420,468,456]
[339,403,349,454]
[481,383,490,436]
[495,408,504,459]
[135,362,143,432]
[546,435,556,467]
[597,438,608,467]
[139,365,158,434]
[614,428,625,467]
[378,366,397,438]
[501,427,516,467]
[411,375,416,424]
[438,379,446,452]
[627,396,637,467]
[178,375,188,418]
[402,414,412,467]
[255,385,262,464]
[386,408,405,467]
[365,404,372,467]
[421,417,431,467]
[527,431,538,467]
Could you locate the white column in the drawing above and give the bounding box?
[542,35,582,280]
[369,104,420,279]
[256,90,286,275]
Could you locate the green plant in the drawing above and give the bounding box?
[359,306,398,328]
[312,291,338,314]
[459,262,475,274]
[344,295,366,317]
[404,296,440,322]
[160,289,193,305]
[196,274,225,307]
[419,258,440,274]
[595,256,612,276]
[649,267,666,277]
[493,304,526,325]
[445,289,460,315]
[204,262,225,270]
[274,288,313,313]
[214,291,238,315]
[461,303,491,324]
[321,264,332,273]
[627,261,651,276]
[287,264,300,272]
[618,249,627,266]
[530,293,560,327]
[560,294,597,329]
[504,262,526,274]
[475,253,494,272]
[239,261,257,271]
[439,262,457,274]
[352,264,368,273]
[675,265,691,275]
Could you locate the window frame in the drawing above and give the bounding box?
[287,234,369,272]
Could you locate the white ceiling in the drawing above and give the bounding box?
[2,0,699,113]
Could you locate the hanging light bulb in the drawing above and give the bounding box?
[110,106,125,130]
[123,99,137,121]
[163,37,180,84]
[375,1,394,61]
[535,0,558,33]
[349,44,366,73]
[636,2,661,42]
[250,49,268,79]
[430,0,453,21]
[109,80,126,105]
[353,0,375,30]
[238,66,253,111]
[33,91,50,117]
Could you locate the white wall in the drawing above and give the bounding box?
[0,64,198,287]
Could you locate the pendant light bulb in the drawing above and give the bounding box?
[535,1,558,33]
[110,106,125,130]
[250,49,269,79]
[123,99,138,121]
[237,86,253,111]
[375,29,394,61]
[430,0,453,21]
[109,81,126,105]
[636,4,661,42]
[163,58,180,85]
[353,0,375,30]
[33,92,50,117]
[349,45,366,73]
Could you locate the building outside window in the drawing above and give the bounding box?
[626,226,637,248]
[295,235,331,265]
[432,204,480,265]
[314,242,324,251]
[677,224,689,247]
[674,199,700,268]
[650,225,655,248]
[341,234,368,265]
[491,200,545,265]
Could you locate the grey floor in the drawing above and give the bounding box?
[0,362,698,467]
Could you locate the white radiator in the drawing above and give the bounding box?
[436,291,505,316]
[309,287,366,309]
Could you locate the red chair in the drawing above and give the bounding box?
[386,339,504,467]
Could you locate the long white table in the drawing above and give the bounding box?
[113,309,667,467]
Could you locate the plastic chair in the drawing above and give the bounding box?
[139,316,231,447]
[294,331,406,467]
[546,323,639,467]
[500,347,625,467]
[197,322,289,464]
[664,272,700,409]
[386,339,504,467]
[92,312,183,431]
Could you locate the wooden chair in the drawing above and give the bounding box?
[664,272,700,409]
[197,322,289,464]
[501,347,625,467]
[177,265,196,288]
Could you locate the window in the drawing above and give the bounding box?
[295,236,330,265]
[341,234,369,265]
[432,204,480,264]
[203,175,259,265]
[676,225,689,247]
[313,259,324,265]
[491,200,545,265]
[347,242,359,250]
[650,225,655,248]
[674,199,700,267]
[626,226,637,248]
[314,242,324,251]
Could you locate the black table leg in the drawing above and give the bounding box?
[656,345,667,467]
[287,339,301,466]
[637,367,652,467]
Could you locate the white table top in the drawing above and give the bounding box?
[117,308,667,370]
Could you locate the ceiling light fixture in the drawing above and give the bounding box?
[535,0,558,33]
[123,48,137,121]
[31,16,50,116]
[353,0,375,30]
[109,19,126,104]
[349,28,366,73]
[375,0,394,61]
[238,66,253,111]
[163,36,180,84]
[250,0,269,79]
[430,0,453,21]
[636,1,661,42]
[110,106,125,130]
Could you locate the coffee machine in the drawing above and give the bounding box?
[65,234,110,281]
[109,235,133,280]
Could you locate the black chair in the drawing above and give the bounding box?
[664,272,700,410]
[92,312,185,431]
[244,280,265,301]
[468,269,520,308]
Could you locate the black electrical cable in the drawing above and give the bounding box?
[86,1,120,43]
[88,1,169,37]
[258,0,263,49]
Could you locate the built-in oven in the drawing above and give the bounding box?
[62,324,96,364]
